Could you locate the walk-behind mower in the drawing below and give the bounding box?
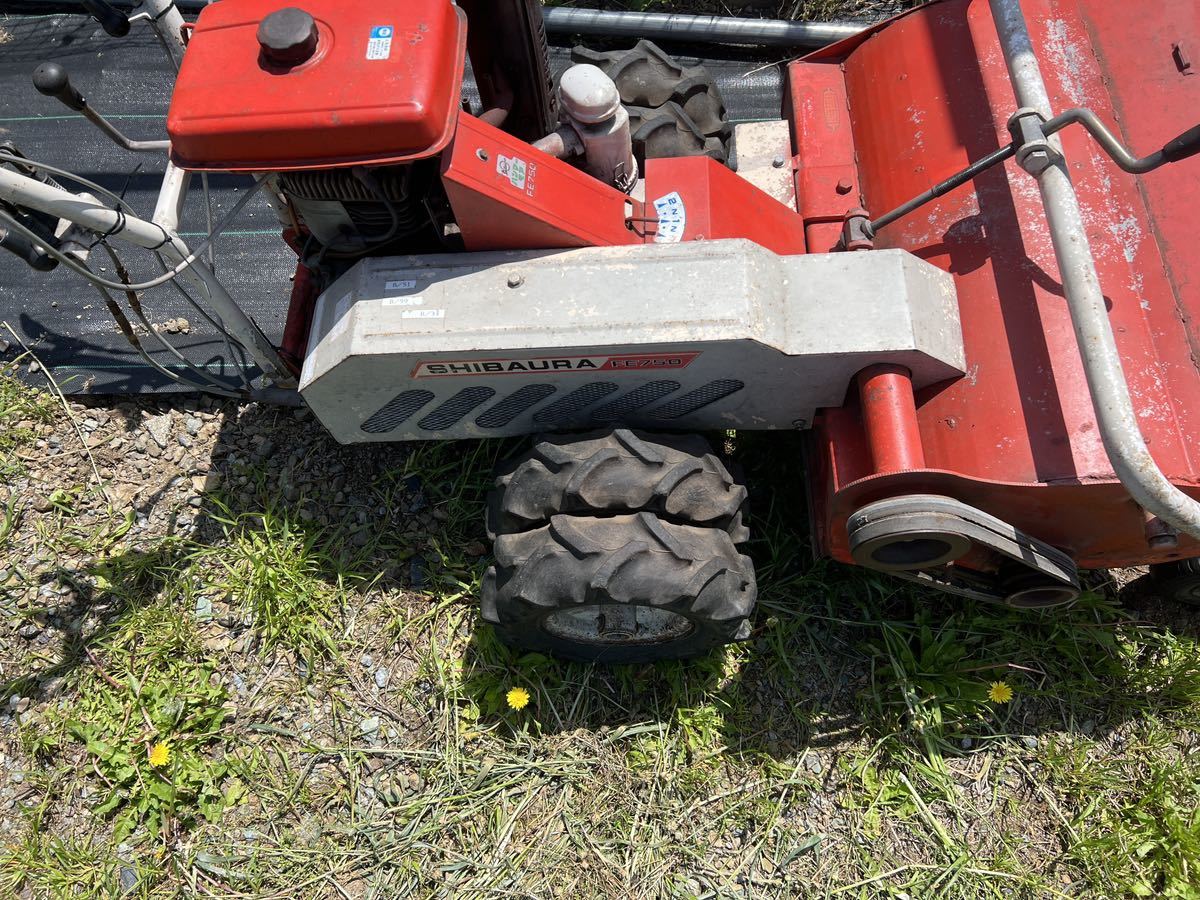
[2,0,1199,662]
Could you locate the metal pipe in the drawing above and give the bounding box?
[857,365,926,473]
[541,7,862,48]
[11,2,865,50]
[989,0,1200,539]
[136,0,187,70]
[151,159,190,232]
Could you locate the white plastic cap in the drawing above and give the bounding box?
[558,64,621,124]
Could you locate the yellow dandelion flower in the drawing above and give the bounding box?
[148,741,171,767]
[506,687,530,711]
[988,681,1014,704]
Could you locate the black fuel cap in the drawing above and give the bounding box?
[257,7,319,67]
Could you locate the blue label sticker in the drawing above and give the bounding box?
[367,25,393,60]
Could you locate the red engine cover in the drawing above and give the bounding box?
[167,0,467,172]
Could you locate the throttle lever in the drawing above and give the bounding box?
[32,62,87,112]
[80,0,131,38]
[31,62,169,153]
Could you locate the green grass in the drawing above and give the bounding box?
[2,367,1199,897]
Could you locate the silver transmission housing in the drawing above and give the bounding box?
[298,240,964,442]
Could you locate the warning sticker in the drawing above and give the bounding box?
[367,25,394,60]
[496,154,528,191]
[653,192,687,243]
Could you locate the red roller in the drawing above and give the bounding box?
[857,365,926,474]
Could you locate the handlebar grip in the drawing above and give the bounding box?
[32,62,87,112]
[1163,124,1200,163]
[80,0,131,38]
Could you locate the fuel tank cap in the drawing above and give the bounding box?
[257,7,319,67]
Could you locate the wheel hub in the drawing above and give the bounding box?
[542,604,695,646]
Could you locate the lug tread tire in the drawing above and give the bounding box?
[488,428,748,540]
[1150,558,1200,605]
[570,40,732,163]
[482,512,756,663]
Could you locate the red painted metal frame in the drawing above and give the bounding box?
[643,156,808,255]
[441,121,808,254]
[785,63,860,253]
[441,113,644,251]
[794,0,1200,568]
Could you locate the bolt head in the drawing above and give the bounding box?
[836,178,854,195]
[772,155,787,169]
[506,274,524,288]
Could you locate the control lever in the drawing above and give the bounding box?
[32,62,169,153]
[80,0,131,38]
[847,106,1200,242]
[32,61,87,112]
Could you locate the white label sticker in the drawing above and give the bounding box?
[367,25,393,60]
[497,154,528,191]
[653,192,687,243]
[401,309,445,320]
[382,296,425,307]
[385,279,417,291]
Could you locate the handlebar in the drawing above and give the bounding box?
[80,0,130,37]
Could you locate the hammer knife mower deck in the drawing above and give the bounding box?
[2,0,1199,662]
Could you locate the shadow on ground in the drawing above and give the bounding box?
[7,403,1200,766]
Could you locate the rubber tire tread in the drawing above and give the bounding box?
[1150,557,1200,605]
[482,512,756,663]
[488,428,748,541]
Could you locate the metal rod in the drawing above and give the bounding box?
[989,0,1200,539]
[868,106,1191,235]
[540,8,863,48]
[1042,108,1164,174]
[81,107,170,153]
[870,144,1016,234]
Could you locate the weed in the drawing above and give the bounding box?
[22,593,240,839]
[0,362,53,476]
[1051,728,1200,897]
[196,496,352,660]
